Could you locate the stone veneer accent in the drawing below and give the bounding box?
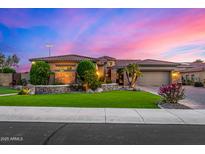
[28,83,120,94]
[101,83,119,91]
[30,85,71,94]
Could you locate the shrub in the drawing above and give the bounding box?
[158,83,185,103]
[83,70,101,90]
[17,78,28,86]
[76,60,96,81]
[30,61,51,85]
[70,84,83,91]
[194,82,204,87]
[1,67,16,73]
[18,87,30,95]
[186,79,193,85]
[90,79,101,90]
[106,79,112,84]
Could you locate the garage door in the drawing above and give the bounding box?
[137,71,170,86]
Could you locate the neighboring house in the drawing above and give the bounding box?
[29,54,180,86]
[179,62,205,84]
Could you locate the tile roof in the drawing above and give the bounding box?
[179,62,205,73]
[97,56,116,61]
[114,59,142,68]
[29,54,97,62]
[180,66,205,73]
[114,59,179,68]
[138,59,179,66]
[30,54,179,67]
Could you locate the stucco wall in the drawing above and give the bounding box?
[21,72,30,81]
[0,73,13,86]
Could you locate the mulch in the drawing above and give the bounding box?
[158,102,191,109]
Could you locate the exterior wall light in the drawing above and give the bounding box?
[96,71,100,76]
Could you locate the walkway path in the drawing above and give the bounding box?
[0,106,205,125]
[0,93,18,97]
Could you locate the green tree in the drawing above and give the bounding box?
[5,54,20,67]
[194,59,204,63]
[124,64,142,88]
[76,60,101,90]
[30,61,51,85]
[11,54,20,67]
[76,60,96,81]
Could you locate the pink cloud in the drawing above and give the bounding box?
[80,9,205,61]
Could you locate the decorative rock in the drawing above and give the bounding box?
[87,89,94,93]
[95,88,103,93]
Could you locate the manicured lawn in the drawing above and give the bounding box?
[0,91,160,108]
[0,87,18,94]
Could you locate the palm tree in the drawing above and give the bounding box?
[11,54,20,67]
[124,64,142,88]
[0,52,5,70]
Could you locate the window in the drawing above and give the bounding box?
[107,61,115,67]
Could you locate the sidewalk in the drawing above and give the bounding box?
[0,106,205,125]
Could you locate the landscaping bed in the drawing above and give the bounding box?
[0,91,160,108]
[158,103,191,109]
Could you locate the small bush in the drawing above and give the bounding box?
[83,70,101,90]
[186,79,193,85]
[17,78,28,86]
[106,79,112,84]
[194,82,204,87]
[158,83,185,103]
[18,87,30,95]
[90,80,101,90]
[1,67,16,73]
[70,84,83,91]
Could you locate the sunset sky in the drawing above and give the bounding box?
[0,8,205,72]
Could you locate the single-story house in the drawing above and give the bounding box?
[29,54,180,86]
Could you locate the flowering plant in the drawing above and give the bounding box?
[158,83,185,103]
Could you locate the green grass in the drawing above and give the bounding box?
[0,91,160,108]
[0,87,18,94]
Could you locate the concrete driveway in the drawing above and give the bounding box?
[181,86,205,109]
[139,86,205,109]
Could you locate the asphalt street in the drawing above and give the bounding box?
[0,122,205,145]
